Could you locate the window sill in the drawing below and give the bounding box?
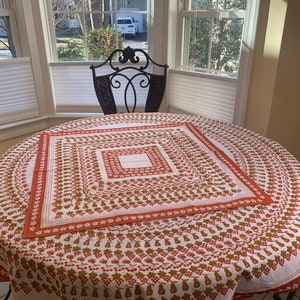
[0,113,101,141]
[169,68,238,83]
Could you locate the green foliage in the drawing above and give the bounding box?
[87,26,122,60]
[191,0,246,10]
[211,18,244,73]
[188,0,247,74]
[57,40,85,61]
[189,18,211,69]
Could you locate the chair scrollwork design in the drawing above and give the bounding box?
[90,46,168,114]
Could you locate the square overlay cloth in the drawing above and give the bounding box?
[24,122,272,237]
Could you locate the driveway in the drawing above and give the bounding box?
[123,32,147,50]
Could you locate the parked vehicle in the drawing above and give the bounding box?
[116,17,138,38]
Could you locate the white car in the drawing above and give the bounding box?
[116,17,138,37]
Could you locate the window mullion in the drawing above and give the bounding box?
[181,10,218,18]
[113,0,120,50]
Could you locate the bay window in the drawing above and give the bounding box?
[0,0,259,140]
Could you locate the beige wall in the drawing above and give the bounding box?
[267,0,300,160]
[246,0,300,161]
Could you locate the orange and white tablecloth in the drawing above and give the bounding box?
[0,113,300,300]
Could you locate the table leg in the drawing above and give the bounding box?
[273,292,296,300]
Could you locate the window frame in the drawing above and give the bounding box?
[0,3,21,59]
[176,0,248,77]
[47,0,150,62]
[41,0,168,66]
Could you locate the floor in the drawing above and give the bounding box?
[0,283,11,300]
[0,134,32,156]
[0,281,299,300]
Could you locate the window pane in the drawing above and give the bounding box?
[51,0,148,62]
[191,0,213,10]
[187,17,211,69]
[86,13,122,60]
[183,0,247,77]
[210,17,244,74]
[51,0,84,11]
[54,12,82,35]
[54,12,84,61]
[0,16,16,60]
[191,0,246,10]
[216,0,246,10]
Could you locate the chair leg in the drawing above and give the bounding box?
[287,292,296,300]
[273,292,297,300]
[4,284,11,300]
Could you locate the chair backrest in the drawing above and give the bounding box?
[90,46,168,114]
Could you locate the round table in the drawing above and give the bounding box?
[0,112,300,300]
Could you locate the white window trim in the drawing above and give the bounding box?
[233,0,260,126]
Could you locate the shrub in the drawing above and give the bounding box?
[87,26,122,60]
[57,40,85,61]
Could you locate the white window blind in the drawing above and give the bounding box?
[0,58,40,125]
[51,64,150,113]
[50,64,98,113]
[168,70,237,123]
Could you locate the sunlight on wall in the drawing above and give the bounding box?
[263,0,287,59]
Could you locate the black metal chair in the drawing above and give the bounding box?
[273,292,296,300]
[4,284,11,300]
[90,46,168,114]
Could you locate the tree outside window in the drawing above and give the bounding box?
[0,1,18,60]
[181,0,247,77]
